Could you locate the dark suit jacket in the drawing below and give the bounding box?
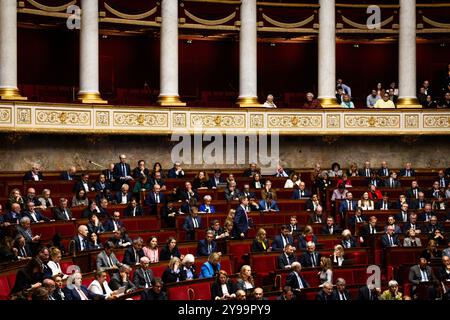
[358,286,379,300]
[409,265,435,286]
[66,285,104,300]
[406,187,422,199]
[251,239,269,252]
[358,168,373,177]
[22,210,50,223]
[109,273,136,291]
[211,280,236,300]
[271,234,294,251]
[341,237,358,249]
[167,168,184,179]
[348,215,367,228]
[300,251,321,267]
[53,207,73,221]
[113,163,132,180]
[331,289,352,300]
[285,271,309,290]
[381,234,401,248]
[179,265,197,281]
[233,205,249,237]
[23,171,43,181]
[132,167,150,179]
[122,247,144,266]
[133,268,155,289]
[145,192,165,215]
[124,205,144,217]
[277,253,297,269]
[4,211,21,224]
[115,192,132,204]
[102,169,115,182]
[183,216,202,241]
[383,178,401,188]
[103,218,124,232]
[73,181,94,193]
[339,200,358,215]
[316,290,333,301]
[60,171,76,181]
[375,201,393,210]
[196,239,218,256]
[72,235,91,253]
[209,176,225,188]
[292,189,311,199]
[94,181,111,193]
[16,226,34,243]
[321,225,342,235]
[378,168,390,177]
[359,224,379,237]
[400,168,416,177]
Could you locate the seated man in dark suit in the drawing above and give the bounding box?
[424,215,444,234]
[133,257,154,289]
[381,225,401,248]
[72,225,90,253]
[358,284,380,301]
[103,211,124,232]
[210,169,225,189]
[367,171,383,188]
[167,162,185,179]
[145,184,165,215]
[400,162,415,177]
[142,278,167,300]
[358,161,373,178]
[378,161,390,178]
[94,174,111,195]
[132,160,150,180]
[331,278,352,300]
[16,217,41,245]
[316,282,333,301]
[109,264,136,292]
[291,182,311,200]
[122,237,144,266]
[271,225,294,251]
[347,207,366,229]
[341,229,358,249]
[403,213,423,235]
[224,182,240,202]
[359,216,379,244]
[384,171,401,188]
[375,194,392,210]
[182,208,202,241]
[339,192,357,219]
[409,191,426,210]
[239,184,256,201]
[180,181,199,202]
[124,198,144,217]
[60,166,77,181]
[22,201,51,223]
[395,202,410,223]
[277,244,297,269]
[258,198,280,213]
[115,183,132,205]
[243,163,260,177]
[108,229,132,248]
[73,173,94,194]
[437,169,449,189]
[405,180,422,199]
[322,217,341,235]
[102,163,116,184]
[53,198,74,221]
[285,262,309,297]
[23,164,44,181]
[196,230,219,257]
[66,272,105,300]
[419,203,435,222]
[301,241,321,268]
[408,256,437,299]
[384,216,402,234]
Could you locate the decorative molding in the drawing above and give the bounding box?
[17,108,32,125]
[104,3,158,20]
[95,111,110,126]
[341,15,394,29]
[267,114,322,128]
[27,0,76,12]
[261,13,314,29]
[184,9,236,26]
[35,109,91,126]
[190,114,245,128]
[0,107,12,124]
[344,115,400,128]
[113,112,168,127]
[422,16,450,29]
[1,103,450,135]
[423,115,450,128]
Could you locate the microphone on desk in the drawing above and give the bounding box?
[88,160,103,168]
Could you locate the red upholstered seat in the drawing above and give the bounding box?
[150,264,167,278]
[250,253,276,276]
[0,276,10,300]
[227,241,252,270]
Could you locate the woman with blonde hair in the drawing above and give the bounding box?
[347,163,359,177]
[236,265,254,292]
[318,257,333,286]
[225,209,236,224]
[161,257,183,284]
[358,192,374,210]
[200,252,221,278]
[252,228,270,252]
[298,225,318,249]
[331,244,346,266]
[47,247,66,278]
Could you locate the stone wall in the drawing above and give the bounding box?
[0,133,448,172]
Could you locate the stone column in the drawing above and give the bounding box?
[0,0,26,100]
[158,0,185,106]
[78,0,106,103]
[397,0,420,108]
[237,0,260,107]
[317,0,338,108]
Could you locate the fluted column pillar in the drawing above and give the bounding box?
[158,0,185,106]
[78,0,106,104]
[0,0,26,100]
[397,0,420,108]
[237,0,260,107]
[317,0,338,108]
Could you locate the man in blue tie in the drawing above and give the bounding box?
[113,154,133,191]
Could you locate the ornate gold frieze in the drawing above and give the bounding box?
[190,114,245,128]
[423,115,450,128]
[35,109,91,126]
[172,113,187,128]
[0,107,12,124]
[344,115,400,128]
[250,114,264,128]
[267,115,322,128]
[113,112,168,127]
[405,114,419,128]
[96,111,110,126]
[17,108,32,125]
[326,114,340,128]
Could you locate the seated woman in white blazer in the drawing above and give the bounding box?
[88,270,117,299]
